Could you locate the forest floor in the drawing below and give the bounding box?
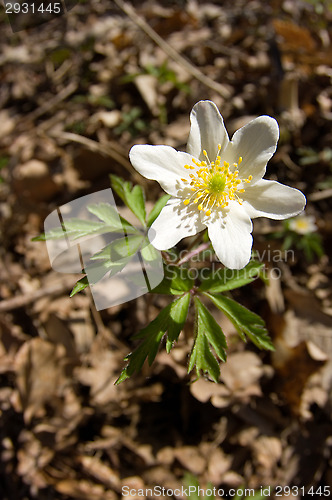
[0,0,332,499]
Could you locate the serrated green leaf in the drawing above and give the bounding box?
[32,226,69,241]
[198,260,264,293]
[70,276,89,297]
[194,298,227,362]
[115,368,130,385]
[133,304,171,344]
[187,298,226,382]
[59,218,107,239]
[87,202,122,227]
[53,222,135,244]
[83,255,132,286]
[188,323,221,383]
[109,174,128,203]
[206,293,274,351]
[117,294,190,382]
[110,174,146,226]
[151,265,194,295]
[147,194,171,227]
[125,184,146,227]
[39,218,112,242]
[166,293,190,352]
[87,203,136,234]
[120,303,172,380]
[91,234,144,261]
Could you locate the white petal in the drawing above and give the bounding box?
[205,202,253,269]
[187,100,229,161]
[129,145,194,196]
[148,198,205,250]
[223,115,279,182]
[242,179,306,220]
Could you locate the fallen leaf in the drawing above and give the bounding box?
[15,338,67,423]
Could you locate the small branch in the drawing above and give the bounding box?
[51,130,142,182]
[176,242,211,266]
[309,188,332,201]
[113,0,231,99]
[0,277,76,312]
[20,81,78,125]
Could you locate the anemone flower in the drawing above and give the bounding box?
[289,214,317,235]
[129,100,306,269]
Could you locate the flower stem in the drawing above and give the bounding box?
[176,242,211,266]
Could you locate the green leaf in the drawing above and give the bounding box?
[115,368,130,384]
[110,174,146,226]
[166,293,191,352]
[62,218,107,239]
[188,298,227,382]
[90,234,144,261]
[184,473,216,499]
[206,293,274,351]
[32,233,47,241]
[198,260,264,293]
[36,218,117,242]
[282,233,295,251]
[87,202,123,227]
[194,298,227,362]
[188,323,221,383]
[125,184,146,227]
[147,194,171,227]
[183,473,202,500]
[116,304,171,384]
[33,203,136,243]
[87,202,137,234]
[70,276,89,297]
[116,294,190,383]
[83,255,132,286]
[109,174,128,203]
[151,265,194,295]
[140,240,160,262]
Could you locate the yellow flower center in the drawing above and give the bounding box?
[182,145,252,216]
[294,220,309,231]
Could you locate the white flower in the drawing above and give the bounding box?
[289,214,317,235]
[129,100,306,269]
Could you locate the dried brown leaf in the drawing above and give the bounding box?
[173,446,206,474]
[15,338,67,423]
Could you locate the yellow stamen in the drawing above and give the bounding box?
[182,151,252,214]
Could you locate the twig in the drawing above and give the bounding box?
[113,0,231,99]
[309,188,332,201]
[20,81,78,125]
[0,277,76,312]
[176,242,211,266]
[51,130,142,182]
